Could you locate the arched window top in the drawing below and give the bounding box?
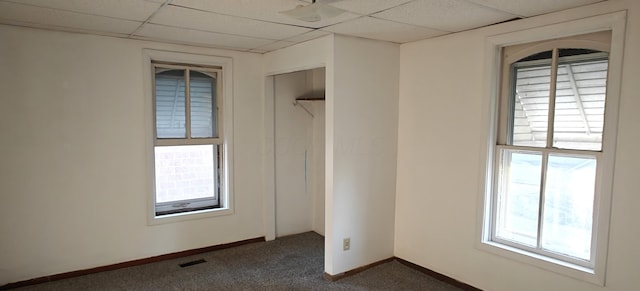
[517,48,606,62]
[503,30,611,64]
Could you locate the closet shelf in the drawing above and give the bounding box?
[295,89,325,102]
[295,96,325,101]
[293,90,324,118]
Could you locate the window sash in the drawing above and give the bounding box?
[152,63,222,142]
[155,138,222,147]
[155,196,220,216]
[499,50,609,148]
[491,145,600,268]
[152,144,222,215]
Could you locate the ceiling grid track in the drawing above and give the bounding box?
[128,0,173,38]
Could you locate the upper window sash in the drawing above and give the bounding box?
[501,50,609,152]
[152,62,222,142]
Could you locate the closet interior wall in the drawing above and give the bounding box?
[274,68,326,237]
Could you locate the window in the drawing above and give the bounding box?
[152,62,223,216]
[483,31,619,276]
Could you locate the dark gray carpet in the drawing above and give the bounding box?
[16,232,463,290]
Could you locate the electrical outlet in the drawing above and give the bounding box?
[343,238,350,251]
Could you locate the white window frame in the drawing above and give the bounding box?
[143,49,234,225]
[476,11,626,285]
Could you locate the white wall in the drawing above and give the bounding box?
[263,35,333,76]
[264,35,399,276]
[307,68,327,236]
[274,71,314,237]
[0,25,265,284]
[273,68,325,237]
[312,100,326,236]
[395,1,640,290]
[326,35,399,275]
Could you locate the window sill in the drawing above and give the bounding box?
[477,240,604,286]
[148,206,233,226]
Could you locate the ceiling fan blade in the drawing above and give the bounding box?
[280,2,346,22]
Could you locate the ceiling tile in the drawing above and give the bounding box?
[466,0,603,17]
[134,24,273,50]
[374,0,517,32]
[5,0,162,21]
[0,2,142,35]
[330,0,414,15]
[150,5,312,40]
[169,0,361,29]
[285,29,332,43]
[0,0,602,53]
[322,16,449,43]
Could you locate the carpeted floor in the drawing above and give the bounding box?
[14,232,464,290]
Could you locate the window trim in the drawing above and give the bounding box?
[494,48,608,269]
[476,11,626,285]
[143,49,234,225]
[152,63,222,215]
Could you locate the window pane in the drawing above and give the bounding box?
[496,149,542,247]
[542,154,596,260]
[190,71,216,138]
[511,61,551,147]
[154,145,217,203]
[553,58,608,151]
[155,69,186,138]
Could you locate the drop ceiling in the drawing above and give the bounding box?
[0,0,605,53]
